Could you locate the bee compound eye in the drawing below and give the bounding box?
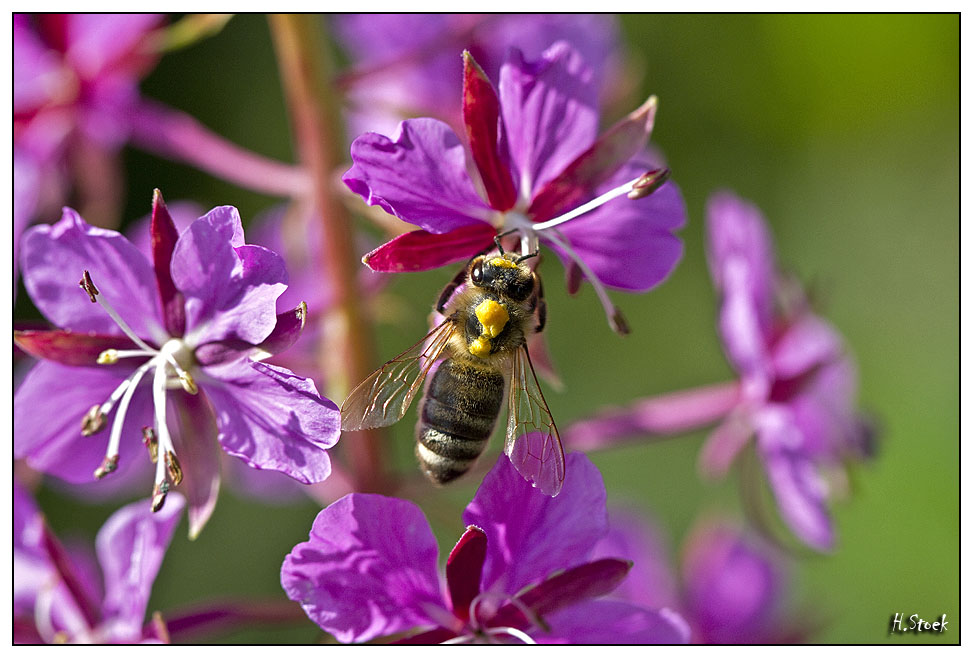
[471,264,483,284]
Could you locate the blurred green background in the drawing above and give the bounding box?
[27,14,957,643]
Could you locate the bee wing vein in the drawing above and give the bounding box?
[340,318,456,431]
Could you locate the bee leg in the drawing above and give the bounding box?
[436,264,471,313]
[534,273,547,334]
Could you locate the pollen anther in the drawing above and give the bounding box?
[97,349,119,365]
[79,270,99,302]
[165,451,183,486]
[151,482,170,513]
[81,405,107,436]
[179,372,198,395]
[94,454,118,479]
[142,427,159,463]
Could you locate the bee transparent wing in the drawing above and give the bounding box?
[504,344,565,496]
[341,318,457,431]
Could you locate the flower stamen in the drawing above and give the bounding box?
[74,275,196,504]
[541,230,630,335]
[627,167,671,200]
[151,482,170,513]
[94,455,119,480]
[531,171,662,232]
[142,427,159,463]
[81,405,107,436]
[97,348,156,364]
[95,358,156,479]
[79,270,155,353]
[165,451,183,486]
[149,355,182,512]
[483,626,537,644]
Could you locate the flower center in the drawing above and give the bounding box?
[78,271,196,512]
[438,590,539,645]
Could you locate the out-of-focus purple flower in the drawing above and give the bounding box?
[14,480,183,644]
[334,14,622,140]
[13,14,163,240]
[14,191,341,537]
[564,192,870,551]
[680,521,792,644]
[700,191,872,551]
[595,510,797,644]
[344,45,685,333]
[281,453,689,644]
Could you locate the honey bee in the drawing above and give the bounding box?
[341,240,564,496]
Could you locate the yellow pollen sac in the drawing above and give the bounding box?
[475,299,509,338]
[469,336,492,358]
[97,349,119,365]
[489,256,519,269]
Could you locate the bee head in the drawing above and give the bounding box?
[469,253,535,302]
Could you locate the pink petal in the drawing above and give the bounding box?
[172,206,286,346]
[463,453,606,596]
[756,407,835,551]
[540,600,690,644]
[15,360,154,484]
[97,493,184,639]
[201,360,339,485]
[280,494,444,644]
[343,119,493,233]
[20,208,166,344]
[499,43,598,198]
[705,191,776,340]
[771,313,844,380]
[167,389,221,539]
[528,96,657,223]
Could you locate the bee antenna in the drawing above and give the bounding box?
[494,229,518,257]
[515,251,539,264]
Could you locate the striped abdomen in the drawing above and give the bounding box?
[416,357,505,485]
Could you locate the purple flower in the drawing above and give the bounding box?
[14,14,163,237]
[14,480,183,644]
[123,201,370,508]
[594,511,797,644]
[281,453,689,644]
[14,191,341,537]
[343,45,685,332]
[334,14,622,139]
[700,191,873,551]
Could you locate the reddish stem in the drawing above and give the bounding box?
[268,15,388,493]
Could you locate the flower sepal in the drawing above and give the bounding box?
[15,329,140,366]
[490,557,633,631]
